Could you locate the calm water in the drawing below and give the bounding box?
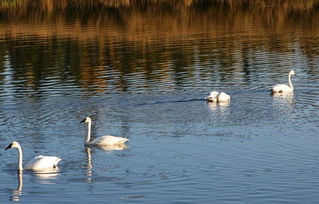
[1,1,319,203]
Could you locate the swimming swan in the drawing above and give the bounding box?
[81,117,129,147]
[206,91,230,103]
[5,141,61,171]
[272,70,296,94]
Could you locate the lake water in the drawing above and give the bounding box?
[1,1,319,203]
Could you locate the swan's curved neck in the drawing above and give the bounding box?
[288,73,294,90]
[16,145,23,171]
[86,121,92,143]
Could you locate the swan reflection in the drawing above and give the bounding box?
[9,168,61,201]
[207,101,230,113]
[272,92,294,108]
[10,171,23,202]
[272,92,294,101]
[31,168,61,184]
[86,147,93,182]
[33,168,60,179]
[85,144,127,183]
[272,92,295,120]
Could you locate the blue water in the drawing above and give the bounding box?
[1,1,319,203]
[1,88,319,203]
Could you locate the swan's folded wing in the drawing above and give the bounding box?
[92,135,129,146]
[25,155,61,170]
[272,84,292,93]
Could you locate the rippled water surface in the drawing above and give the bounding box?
[1,1,319,203]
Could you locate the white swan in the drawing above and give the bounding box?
[206,91,230,103]
[272,70,296,94]
[81,117,129,147]
[5,141,61,171]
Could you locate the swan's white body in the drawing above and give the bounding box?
[206,91,230,103]
[5,141,61,171]
[217,92,231,103]
[87,135,129,146]
[25,155,61,170]
[272,70,296,94]
[81,117,129,147]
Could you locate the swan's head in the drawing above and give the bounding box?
[81,117,92,124]
[289,70,296,76]
[5,141,21,150]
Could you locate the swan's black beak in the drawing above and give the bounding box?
[80,118,86,123]
[5,143,12,150]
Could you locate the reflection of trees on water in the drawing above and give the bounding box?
[0,0,319,94]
